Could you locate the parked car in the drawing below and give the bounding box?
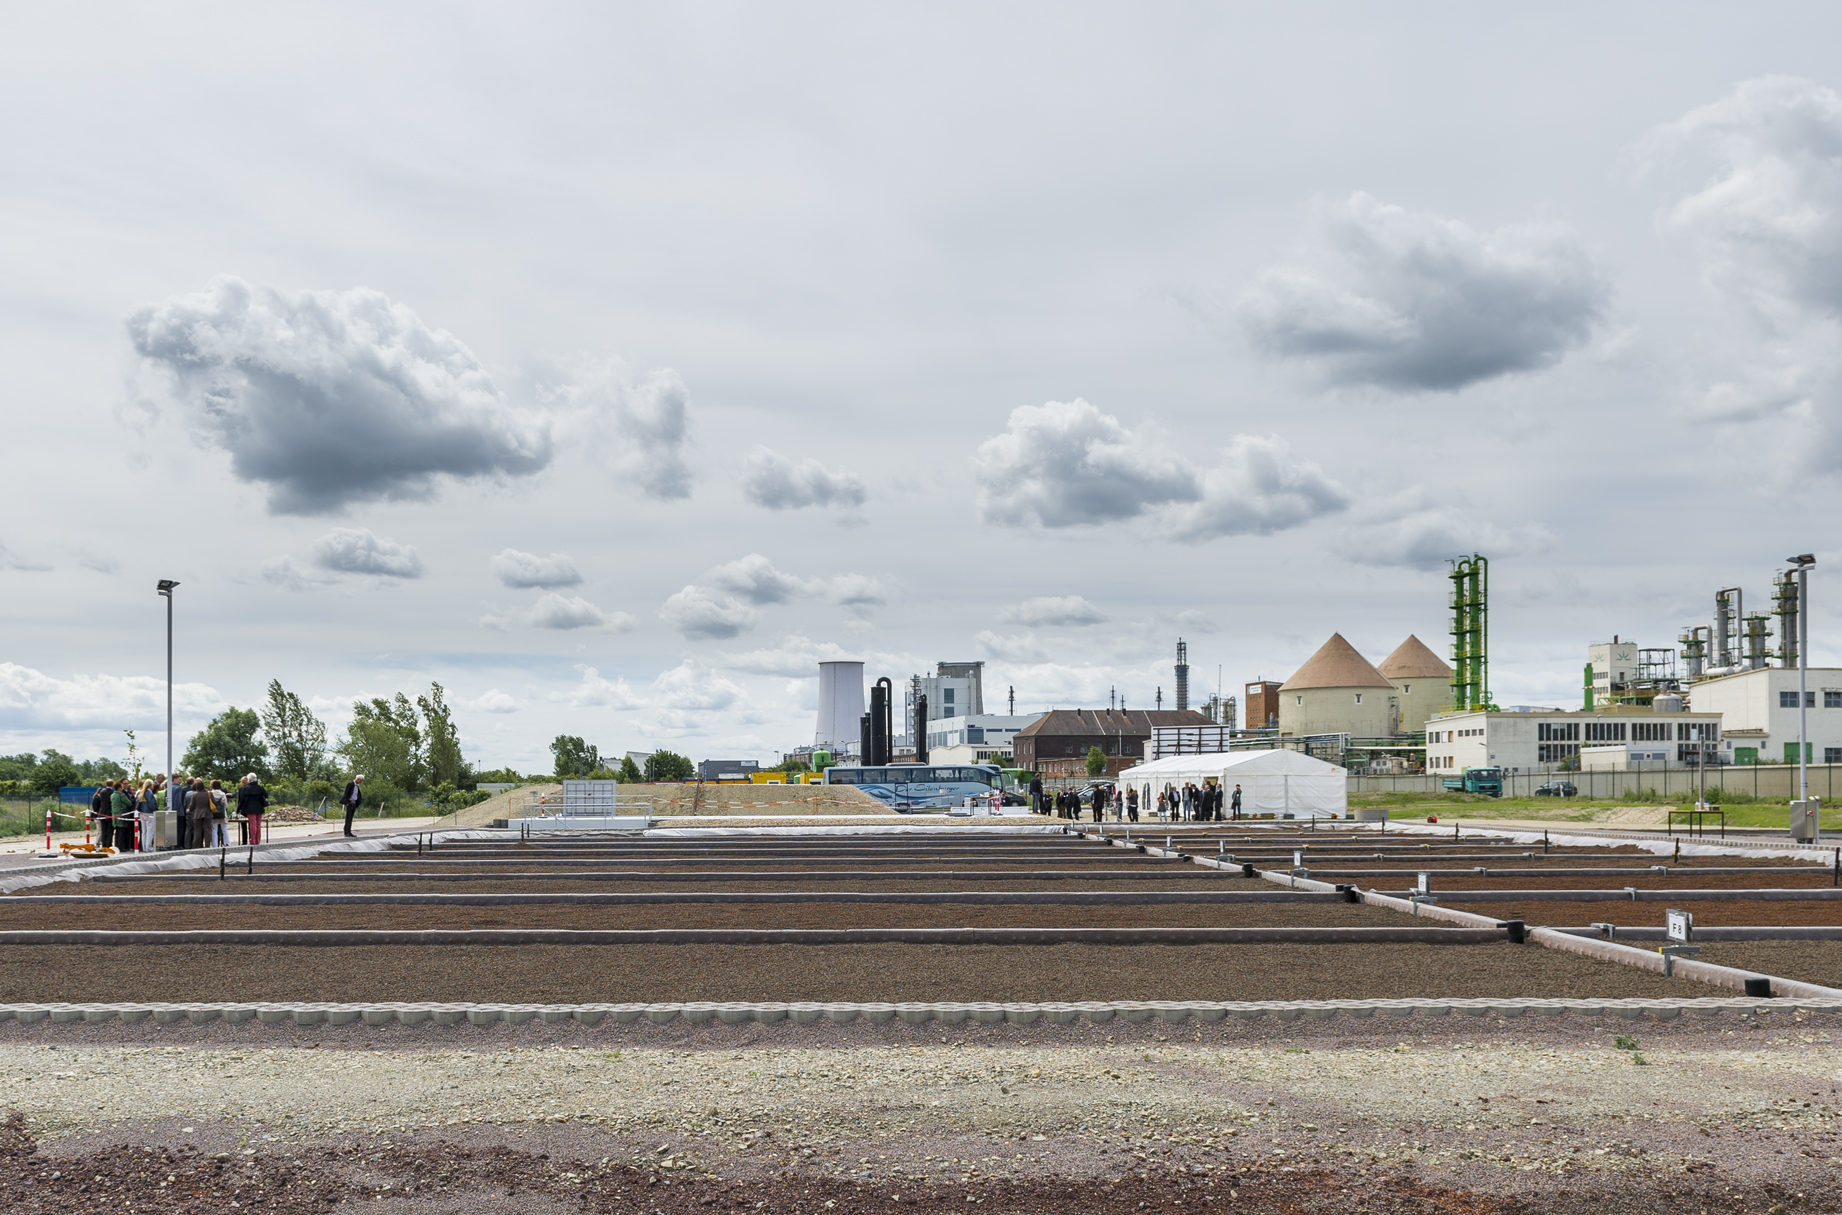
[1534,780,1577,798]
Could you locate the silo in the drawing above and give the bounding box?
[815,661,866,752]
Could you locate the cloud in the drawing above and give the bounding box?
[465,689,519,714]
[975,630,1054,664]
[1641,77,1842,468]
[999,596,1107,627]
[742,446,867,511]
[260,557,336,591]
[558,359,695,500]
[0,541,52,572]
[127,276,551,514]
[554,664,644,709]
[1333,489,1554,569]
[974,400,1346,539]
[1238,192,1609,392]
[311,528,425,578]
[660,585,758,640]
[0,662,223,731]
[525,592,635,631]
[77,555,121,575]
[489,549,582,589]
[722,635,862,678]
[705,553,815,605]
[651,659,744,713]
[826,573,892,611]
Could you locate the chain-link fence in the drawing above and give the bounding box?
[1347,763,1840,802]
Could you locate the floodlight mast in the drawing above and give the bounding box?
[1787,555,1816,813]
[157,580,179,828]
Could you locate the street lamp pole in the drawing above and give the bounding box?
[157,581,179,829]
[1787,555,1816,819]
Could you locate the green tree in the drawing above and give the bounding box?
[775,756,812,774]
[0,753,37,783]
[617,755,643,783]
[1085,745,1107,777]
[261,679,328,780]
[182,708,270,782]
[418,682,464,787]
[643,749,694,782]
[550,735,599,778]
[28,750,80,798]
[342,694,424,789]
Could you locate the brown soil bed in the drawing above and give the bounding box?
[0,940,1704,1003]
[52,876,1260,896]
[1456,899,1842,929]
[1638,940,1842,989]
[0,900,1391,932]
[1368,871,1838,892]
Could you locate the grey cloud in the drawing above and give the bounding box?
[1238,193,1609,392]
[77,555,121,575]
[127,276,552,514]
[526,593,636,631]
[974,630,1054,665]
[490,548,583,589]
[999,595,1107,627]
[722,635,862,678]
[974,401,1345,539]
[311,528,426,579]
[742,446,867,511]
[0,540,52,572]
[1168,435,1350,541]
[659,585,758,640]
[973,399,1200,527]
[826,573,890,610]
[705,553,813,605]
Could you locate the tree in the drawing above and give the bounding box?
[28,750,79,798]
[183,708,270,782]
[617,755,643,783]
[342,694,424,788]
[551,735,599,779]
[775,756,812,774]
[418,682,464,787]
[1085,745,1107,777]
[644,750,695,782]
[262,679,328,780]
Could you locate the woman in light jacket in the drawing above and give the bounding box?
[208,779,229,848]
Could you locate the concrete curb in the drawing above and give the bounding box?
[0,926,1506,946]
[88,868,1223,884]
[0,997,1830,1027]
[4,890,1344,907]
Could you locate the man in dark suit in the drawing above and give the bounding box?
[1028,774,1043,815]
[341,775,365,837]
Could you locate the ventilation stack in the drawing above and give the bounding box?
[1775,569,1800,668]
[1174,640,1190,712]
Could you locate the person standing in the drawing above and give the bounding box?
[184,779,212,849]
[1028,773,1043,815]
[89,784,110,849]
[237,773,269,845]
[1126,786,1139,822]
[341,775,365,837]
[207,780,229,847]
[108,781,135,852]
[1231,783,1243,820]
[136,779,158,851]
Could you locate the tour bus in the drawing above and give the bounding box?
[824,763,1004,811]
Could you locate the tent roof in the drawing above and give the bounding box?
[1115,747,1347,782]
[1279,633,1393,691]
[1378,634,1452,680]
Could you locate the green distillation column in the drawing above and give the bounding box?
[1582,661,1594,711]
[1448,554,1490,712]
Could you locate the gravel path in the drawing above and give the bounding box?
[0,940,1707,1003]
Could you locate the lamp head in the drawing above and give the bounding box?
[1788,554,1817,567]
[156,579,179,594]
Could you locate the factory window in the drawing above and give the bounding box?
[1402,685,1410,695]
[1296,696,1303,706]
[1828,749,1842,764]
[1354,694,1362,704]
[1827,691,1842,708]
[1781,691,1817,708]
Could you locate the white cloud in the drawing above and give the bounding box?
[261,557,336,591]
[826,572,892,610]
[975,630,1054,664]
[554,664,644,710]
[0,662,223,731]
[974,400,1346,539]
[659,585,758,640]
[741,446,867,511]
[558,359,695,500]
[0,541,52,572]
[311,528,425,579]
[705,553,815,605]
[1238,192,1609,392]
[465,689,519,713]
[490,549,582,589]
[525,592,636,631]
[998,595,1107,627]
[1333,489,1554,569]
[722,635,862,677]
[127,276,551,514]
[651,659,744,712]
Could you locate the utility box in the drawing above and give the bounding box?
[1352,805,1388,822]
[1790,799,1821,842]
[152,810,180,848]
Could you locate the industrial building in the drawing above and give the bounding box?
[1377,634,1452,734]
[1686,666,1842,765]
[814,660,866,754]
[921,714,1041,764]
[1278,634,1398,738]
[1427,705,1725,774]
[1013,708,1210,780]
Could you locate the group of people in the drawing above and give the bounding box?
[83,772,286,851]
[1024,775,1244,824]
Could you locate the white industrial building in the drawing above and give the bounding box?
[1687,666,1842,766]
[1426,706,1725,774]
[920,714,1041,764]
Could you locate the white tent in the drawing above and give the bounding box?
[1114,748,1347,818]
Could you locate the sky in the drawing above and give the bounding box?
[5,3,1842,774]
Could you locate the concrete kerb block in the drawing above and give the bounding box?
[49,1008,85,1024]
[646,1005,682,1025]
[256,1008,292,1025]
[1002,1005,1041,1025]
[294,1009,327,1026]
[788,1003,825,1025]
[398,1008,433,1025]
[1652,1007,1683,1022]
[609,1004,646,1024]
[326,1009,362,1026]
[1192,1006,1229,1024]
[683,1003,719,1025]
[932,1004,970,1024]
[861,1003,897,1025]
[1343,1005,1376,1020]
[1273,1009,1302,1022]
[1230,1007,1265,1020]
[432,1008,468,1026]
[967,1003,1004,1024]
[119,1008,151,1024]
[187,1008,222,1025]
[1152,1003,1188,1024]
[896,1003,932,1026]
[152,1008,186,1025]
[537,1008,574,1024]
[574,1008,610,1026]
[1304,1007,1338,1021]
[503,1007,539,1025]
[464,1009,501,1026]
[362,1009,396,1026]
[823,1005,857,1024]
[15,1008,47,1024]
[751,1004,789,1025]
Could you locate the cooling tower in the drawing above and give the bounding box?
[815,661,866,751]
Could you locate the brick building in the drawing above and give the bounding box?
[1013,708,1212,779]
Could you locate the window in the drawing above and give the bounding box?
[1296,696,1303,706]
[1782,691,1817,708]
[1402,685,1411,695]
[1827,748,1842,765]
[1827,691,1842,708]
[1354,694,1362,704]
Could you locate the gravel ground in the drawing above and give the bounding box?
[0,1015,1839,1213]
[0,901,1394,932]
[0,940,1707,1003]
